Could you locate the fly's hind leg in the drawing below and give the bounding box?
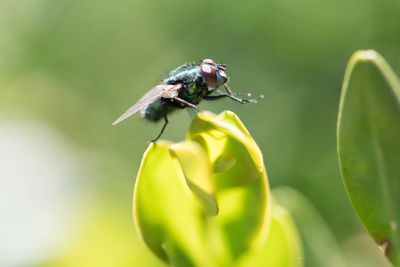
[151,114,168,142]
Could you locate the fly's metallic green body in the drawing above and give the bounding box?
[113,59,258,142]
[144,61,204,122]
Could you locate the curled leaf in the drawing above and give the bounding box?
[133,111,270,266]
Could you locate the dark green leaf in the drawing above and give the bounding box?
[338,50,400,265]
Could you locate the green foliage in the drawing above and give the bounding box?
[133,111,302,267]
[338,50,400,266]
[273,187,346,267]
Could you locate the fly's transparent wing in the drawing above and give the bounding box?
[112,84,182,125]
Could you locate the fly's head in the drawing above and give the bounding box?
[200,59,228,91]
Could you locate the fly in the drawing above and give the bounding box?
[113,59,260,142]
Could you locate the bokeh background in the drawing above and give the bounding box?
[1,0,399,266]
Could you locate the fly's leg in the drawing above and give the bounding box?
[204,84,258,104]
[151,114,168,142]
[186,107,199,119]
[173,97,198,109]
[223,84,234,95]
[204,94,229,100]
[172,97,199,119]
[204,90,257,104]
[223,84,258,103]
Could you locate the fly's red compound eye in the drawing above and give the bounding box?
[201,59,228,88]
[201,63,218,87]
[218,70,228,83]
[202,59,216,66]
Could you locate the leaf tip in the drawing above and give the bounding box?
[348,50,387,72]
[352,50,379,61]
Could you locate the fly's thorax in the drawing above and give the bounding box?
[179,82,205,105]
[162,64,202,85]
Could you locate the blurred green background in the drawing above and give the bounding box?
[1,0,399,266]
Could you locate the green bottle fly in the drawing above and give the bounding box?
[113,59,258,141]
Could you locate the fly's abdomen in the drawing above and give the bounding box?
[141,99,165,122]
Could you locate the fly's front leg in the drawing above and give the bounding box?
[223,84,234,95]
[223,84,258,103]
[204,94,252,104]
[204,85,257,104]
